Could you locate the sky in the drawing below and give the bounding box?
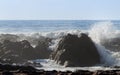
[0,0,120,20]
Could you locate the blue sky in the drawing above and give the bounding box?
[0,0,120,20]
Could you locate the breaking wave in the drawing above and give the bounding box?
[89,21,120,66]
[0,21,120,67]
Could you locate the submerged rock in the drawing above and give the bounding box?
[50,33,100,67]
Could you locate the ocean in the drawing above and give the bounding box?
[0,20,120,71]
[0,20,119,33]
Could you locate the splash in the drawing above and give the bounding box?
[89,21,117,43]
[88,21,120,66]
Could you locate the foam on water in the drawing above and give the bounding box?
[36,59,117,71]
[0,21,120,71]
[88,21,120,66]
[36,21,120,71]
[24,21,120,71]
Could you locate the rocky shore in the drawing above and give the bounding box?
[0,64,120,75]
[0,37,52,64]
[0,33,120,75]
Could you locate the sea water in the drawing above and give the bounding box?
[0,20,120,71]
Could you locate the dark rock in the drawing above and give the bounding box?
[0,40,36,63]
[18,66,37,72]
[50,33,100,67]
[34,38,52,59]
[45,70,58,75]
[0,64,120,75]
[0,64,36,70]
[0,39,51,64]
[73,70,92,75]
[20,40,36,59]
[113,66,120,68]
[0,34,19,42]
[92,70,117,75]
[2,71,13,75]
[101,37,120,52]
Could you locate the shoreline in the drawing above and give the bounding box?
[0,64,120,75]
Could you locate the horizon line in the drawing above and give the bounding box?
[0,19,119,21]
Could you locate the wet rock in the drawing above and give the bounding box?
[0,34,19,42]
[34,38,52,59]
[92,70,117,75]
[2,71,13,75]
[50,33,100,67]
[0,40,36,63]
[20,40,36,59]
[0,64,119,75]
[0,39,51,64]
[5,40,35,60]
[101,37,120,52]
[73,70,93,75]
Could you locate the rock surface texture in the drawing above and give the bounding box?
[0,39,52,64]
[50,33,100,67]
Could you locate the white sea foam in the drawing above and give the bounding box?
[41,21,120,70]
[95,44,115,66]
[0,21,120,71]
[88,21,120,66]
[36,59,117,71]
[89,21,118,43]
